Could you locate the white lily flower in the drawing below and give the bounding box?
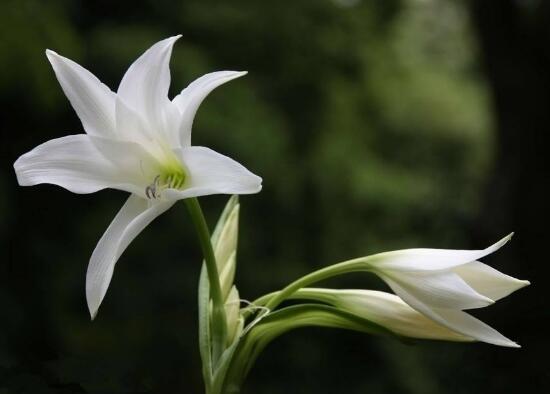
[363,233,530,347]
[293,288,473,342]
[13,36,262,319]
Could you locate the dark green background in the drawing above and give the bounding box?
[1,0,547,393]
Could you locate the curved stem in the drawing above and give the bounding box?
[249,288,337,310]
[186,197,227,365]
[262,258,366,311]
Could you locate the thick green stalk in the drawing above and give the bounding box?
[185,198,227,365]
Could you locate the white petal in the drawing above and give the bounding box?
[309,289,472,342]
[368,234,513,272]
[117,36,181,135]
[160,100,185,147]
[89,136,163,197]
[382,276,520,347]
[115,96,155,145]
[435,309,519,348]
[14,134,141,194]
[86,194,174,319]
[46,50,116,137]
[113,97,183,162]
[453,261,530,301]
[380,270,494,310]
[172,71,247,146]
[163,146,262,200]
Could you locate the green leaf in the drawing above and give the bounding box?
[224,304,397,389]
[198,264,213,390]
[211,329,243,394]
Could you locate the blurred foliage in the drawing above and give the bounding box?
[0,0,538,393]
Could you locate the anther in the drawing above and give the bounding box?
[145,175,161,199]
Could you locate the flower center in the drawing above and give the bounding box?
[145,164,187,200]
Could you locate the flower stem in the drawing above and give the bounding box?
[262,258,365,311]
[185,197,227,365]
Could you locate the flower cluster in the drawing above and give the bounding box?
[13,37,530,394]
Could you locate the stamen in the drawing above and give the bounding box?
[145,175,161,200]
[145,185,154,199]
[145,172,186,200]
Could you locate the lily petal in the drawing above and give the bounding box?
[46,50,116,137]
[113,97,183,164]
[298,289,472,342]
[164,146,262,200]
[382,276,519,347]
[161,100,185,148]
[380,270,494,310]
[115,96,155,146]
[453,261,530,301]
[435,308,519,348]
[117,36,181,135]
[368,234,513,272]
[86,194,174,319]
[89,136,163,197]
[172,71,247,146]
[14,134,140,194]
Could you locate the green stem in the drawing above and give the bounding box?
[226,259,376,391]
[185,198,227,365]
[262,258,366,311]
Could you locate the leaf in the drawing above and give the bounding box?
[224,304,398,388]
[198,264,213,389]
[211,326,244,394]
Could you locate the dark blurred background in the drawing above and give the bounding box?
[1,0,548,393]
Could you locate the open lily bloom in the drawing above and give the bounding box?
[13,36,262,319]
[363,233,530,347]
